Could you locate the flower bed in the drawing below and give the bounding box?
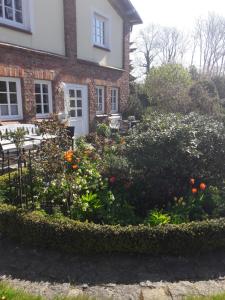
[1,204,225,256]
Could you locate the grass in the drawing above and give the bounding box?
[186,293,225,300]
[0,282,98,300]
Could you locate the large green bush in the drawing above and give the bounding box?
[125,112,225,210]
[1,204,225,256]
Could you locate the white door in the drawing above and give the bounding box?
[64,84,89,137]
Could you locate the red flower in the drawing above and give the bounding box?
[109,176,116,184]
[192,188,198,194]
[200,183,207,191]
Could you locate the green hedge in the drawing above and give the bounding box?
[0,204,225,255]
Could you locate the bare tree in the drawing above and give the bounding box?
[158,27,189,64]
[134,24,161,75]
[192,13,225,76]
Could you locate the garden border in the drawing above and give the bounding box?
[0,204,225,256]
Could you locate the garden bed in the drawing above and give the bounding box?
[1,204,225,256]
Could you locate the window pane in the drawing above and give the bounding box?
[9,82,16,92]
[0,105,9,116]
[10,93,17,104]
[0,81,7,92]
[5,7,13,20]
[44,105,49,114]
[98,104,102,112]
[70,100,75,108]
[42,84,48,94]
[70,110,76,118]
[4,0,12,7]
[77,110,82,117]
[35,94,41,104]
[76,90,82,98]
[77,100,82,108]
[14,0,22,10]
[15,10,23,23]
[10,105,18,115]
[0,93,7,104]
[35,84,41,94]
[69,90,75,98]
[0,5,3,18]
[43,94,49,104]
[36,105,42,114]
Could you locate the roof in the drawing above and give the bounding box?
[108,0,143,25]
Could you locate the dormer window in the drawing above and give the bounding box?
[0,0,30,30]
[93,13,109,49]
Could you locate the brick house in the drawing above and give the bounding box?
[0,0,142,136]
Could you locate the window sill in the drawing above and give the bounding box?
[96,114,108,117]
[36,115,51,119]
[93,44,111,52]
[0,22,32,35]
[0,116,23,122]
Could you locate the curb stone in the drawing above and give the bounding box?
[140,287,172,300]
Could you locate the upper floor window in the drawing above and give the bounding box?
[96,86,104,114]
[0,0,30,30]
[93,13,109,49]
[35,80,53,118]
[0,77,23,120]
[111,88,119,113]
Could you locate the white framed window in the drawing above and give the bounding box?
[111,88,119,113]
[34,80,53,118]
[0,77,23,121]
[93,13,109,48]
[0,0,30,30]
[96,86,105,114]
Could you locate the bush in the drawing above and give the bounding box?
[1,204,225,256]
[125,112,225,210]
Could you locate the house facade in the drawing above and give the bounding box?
[0,0,141,136]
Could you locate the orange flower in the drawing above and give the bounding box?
[190,178,195,185]
[200,183,207,191]
[66,157,73,163]
[192,188,198,194]
[72,164,79,170]
[76,158,81,163]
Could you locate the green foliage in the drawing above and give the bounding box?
[2,204,225,255]
[189,80,221,116]
[145,64,192,113]
[96,123,111,138]
[5,128,26,150]
[125,112,225,209]
[212,75,225,100]
[144,210,171,226]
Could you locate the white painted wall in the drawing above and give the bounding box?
[0,0,65,55]
[76,0,123,69]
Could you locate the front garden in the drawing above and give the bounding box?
[1,112,225,255]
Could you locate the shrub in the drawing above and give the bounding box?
[1,204,225,256]
[125,112,225,210]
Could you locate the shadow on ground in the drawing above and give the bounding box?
[0,237,225,286]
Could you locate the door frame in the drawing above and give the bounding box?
[64,83,89,136]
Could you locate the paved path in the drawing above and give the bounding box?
[1,236,225,299]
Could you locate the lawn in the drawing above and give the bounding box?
[187,293,225,300]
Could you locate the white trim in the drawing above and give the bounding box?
[0,77,23,121]
[0,0,31,31]
[111,87,119,113]
[92,11,110,49]
[34,80,53,118]
[96,86,105,115]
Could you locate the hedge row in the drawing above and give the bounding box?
[0,204,225,256]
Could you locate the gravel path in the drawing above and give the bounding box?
[1,236,225,299]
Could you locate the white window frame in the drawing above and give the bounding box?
[96,86,105,115]
[111,88,119,113]
[34,80,53,119]
[0,77,23,121]
[93,12,109,49]
[0,0,31,31]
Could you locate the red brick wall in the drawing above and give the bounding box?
[0,0,130,130]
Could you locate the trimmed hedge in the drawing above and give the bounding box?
[0,204,225,256]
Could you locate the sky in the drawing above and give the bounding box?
[130,0,225,38]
